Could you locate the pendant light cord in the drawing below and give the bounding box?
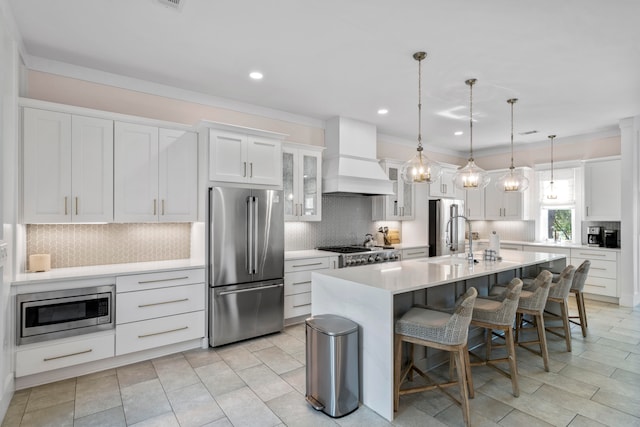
[466,79,476,161]
[549,135,556,183]
[415,52,425,152]
[508,98,518,170]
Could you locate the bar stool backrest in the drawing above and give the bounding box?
[548,265,576,299]
[443,287,478,346]
[571,260,591,292]
[519,270,553,313]
[492,278,523,325]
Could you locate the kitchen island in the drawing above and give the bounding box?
[311,250,566,421]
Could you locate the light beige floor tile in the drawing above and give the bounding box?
[254,345,303,375]
[280,366,306,395]
[558,364,640,397]
[391,404,448,427]
[610,367,640,386]
[182,347,222,368]
[283,324,306,342]
[200,418,234,427]
[516,365,598,399]
[242,336,275,353]
[237,364,294,402]
[217,346,263,371]
[590,337,640,354]
[74,373,122,419]
[291,350,306,365]
[116,360,157,388]
[2,404,25,427]
[152,354,200,391]
[336,404,393,427]
[196,360,246,397]
[24,378,76,413]
[436,403,500,427]
[120,378,172,425]
[266,390,337,427]
[497,409,554,427]
[73,405,126,427]
[268,333,305,355]
[77,368,117,382]
[567,414,608,427]
[578,350,640,375]
[127,411,179,427]
[590,388,640,418]
[19,400,74,427]
[215,386,282,427]
[166,382,224,427]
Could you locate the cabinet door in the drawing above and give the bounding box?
[501,191,523,219]
[159,129,198,222]
[299,149,322,221]
[71,116,114,222]
[584,160,621,220]
[114,122,159,222]
[283,148,296,219]
[208,130,247,183]
[465,188,484,220]
[247,136,282,186]
[23,108,72,223]
[401,178,414,219]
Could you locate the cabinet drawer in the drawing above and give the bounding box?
[571,249,617,262]
[116,311,204,356]
[583,277,617,297]
[285,257,330,273]
[117,268,205,292]
[501,244,523,251]
[284,293,311,319]
[16,333,115,377]
[571,258,616,280]
[402,247,428,260]
[284,271,312,296]
[117,283,205,324]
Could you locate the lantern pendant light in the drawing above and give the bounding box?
[400,52,442,185]
[546,134,558,199]
[496,98,529,192]
[453,78,490,190]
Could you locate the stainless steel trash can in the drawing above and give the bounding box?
[305,314,359,418]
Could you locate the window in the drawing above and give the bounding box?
[537,167,578,242]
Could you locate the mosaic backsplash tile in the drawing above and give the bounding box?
[26,223,191,269]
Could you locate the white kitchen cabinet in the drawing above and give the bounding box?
[209,129,282,186]
[115,268,205,356]
[23,108,114,223]
[372,159,414,221]
[484,168,532,220]
[571,248,618,297]
[401,246,428,260]
[283,143,323,221]
[465,188,484,220]
[114,122,197,222]
[584,158,621,221]
[429,165,465,199]
[284,255,338,321]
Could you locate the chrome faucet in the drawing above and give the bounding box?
[446,208,474,264]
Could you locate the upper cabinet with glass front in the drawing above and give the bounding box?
[584,158,621,221]
[372,159,414,221]
[283,143,323,222]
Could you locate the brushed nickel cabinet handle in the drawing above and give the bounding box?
[293,303,311,308]
[64,196,68,215]
[243,162,247,177]
[138,326,188,338]
[75,197,79,215]
[591,267,607,271]
[137,276,189,284]
[44,349,92,361]
[292,281,312,286]
[292,262,323,268]
[162,199,165,215]
[250,162,253,178]
[153,199,157,215]
[138,298,188,308]
[577,252,606,257]
[586,283,605,288]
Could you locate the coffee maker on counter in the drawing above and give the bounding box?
[587,226,602,247]
[602,229,619,248]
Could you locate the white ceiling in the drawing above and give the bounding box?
[7,0,640,154]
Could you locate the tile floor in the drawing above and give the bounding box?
[2,298,639,427]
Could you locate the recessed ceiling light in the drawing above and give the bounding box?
[454,131,464,136]
[249,71,263,80]
[377,109,389,115]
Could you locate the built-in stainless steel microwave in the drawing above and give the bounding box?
[17,285,115,345]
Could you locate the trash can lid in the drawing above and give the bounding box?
[306,314,358,336]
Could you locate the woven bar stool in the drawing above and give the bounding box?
[470,278,523,397]
[569,260,591,337]
[394,287,477,427]
[491,270,553,371]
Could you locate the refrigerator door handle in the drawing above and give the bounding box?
[247,196,254,274]
[253,196,259,274]
[218,283,283,296]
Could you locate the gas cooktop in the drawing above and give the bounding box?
[316,245,394,254]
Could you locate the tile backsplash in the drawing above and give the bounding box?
[26,223,191,270]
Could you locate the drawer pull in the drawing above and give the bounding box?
[591,267,607,271]
[407,251,424,255]
[138,298,188,308]
[292,262,323,268]
[138,326,188,338]
[578,252,606,257]
[138,276,189,284]
[292,281,312,286]
[586,284,606,288]
[293,303,312,308]
[44,349,92,362]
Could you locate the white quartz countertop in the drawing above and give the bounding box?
[13,259,205,286]
[312,250,565,295]
[475,239,620,252]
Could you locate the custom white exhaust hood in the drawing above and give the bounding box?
[322,117,394,196]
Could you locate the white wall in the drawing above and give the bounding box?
[0,0,20,419]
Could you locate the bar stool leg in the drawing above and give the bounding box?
[560,298,572,352]
[394,335,401,411]
[580,291,588,328]
[505,326,520,397]
[463,344,474,398]
[454,347,471,427]
[535,313,550,372]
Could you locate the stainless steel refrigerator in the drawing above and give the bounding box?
[428,198,466,257]
[208,186,284,347]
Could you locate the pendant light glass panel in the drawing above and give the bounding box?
[453,78,490,190]
[497,98,529,192]
[400,51,441,185]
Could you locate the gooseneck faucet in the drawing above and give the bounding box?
[445,204,474,264]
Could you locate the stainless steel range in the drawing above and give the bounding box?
[317,246,401,268]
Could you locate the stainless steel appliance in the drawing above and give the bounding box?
[316,245,400,268]
[16,285,115,345]
[208,186,284,347]
[602,229,619,248]
[428,199,466,257]
[587,226,602,247]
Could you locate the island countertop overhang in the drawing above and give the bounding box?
[311,250,567,295]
